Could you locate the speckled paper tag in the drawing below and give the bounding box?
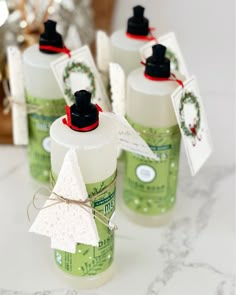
[7,46,28,145]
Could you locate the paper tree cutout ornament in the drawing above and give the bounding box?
[29,148,99,253]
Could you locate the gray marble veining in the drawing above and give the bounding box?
[147,165,235,295]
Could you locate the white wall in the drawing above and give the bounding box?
[112,0,235,166]
[112,0,235,97]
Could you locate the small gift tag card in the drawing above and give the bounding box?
[7,46,28,145]
[109,63,126,117]
[159,32,189,79]
[171,76,212,175]
[140,32,189,79]
[51,45,111,111]
[102,112,157,160]
[30,149,99,253]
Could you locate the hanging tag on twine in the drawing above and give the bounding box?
[29,148,117,253]
[7,46,28,145]
[171,76,212,175]
[50,45,111,112]
[102,112,157,160]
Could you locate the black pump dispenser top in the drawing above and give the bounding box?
[70,90,99,131]
[39,20,63,53]
[145,44,170,78]
[127,5,149,36]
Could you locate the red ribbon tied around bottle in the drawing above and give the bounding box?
[39,45,71,58]
[141,61,184,88]
[126,27,157,42]
[62,104,102,132]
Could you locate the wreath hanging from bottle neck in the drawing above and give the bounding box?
[179,91,202,146]
[63,61,96,104]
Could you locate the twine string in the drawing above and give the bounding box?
[28,173,118,231]
[2,80,59,115]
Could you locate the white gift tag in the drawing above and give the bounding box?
[171,76,212,175]
[7,46,28,145]
[30,149,99,253]
[51,45,111,111]
[159,32,189,79]
[140,32,189,79]
[109,63,126,117]
[96,30,111,73]
[102,112,157,160]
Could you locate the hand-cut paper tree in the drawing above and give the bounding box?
[30,149,99,253]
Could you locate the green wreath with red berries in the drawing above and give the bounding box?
[63,61,96,104]
[179,91,201,138]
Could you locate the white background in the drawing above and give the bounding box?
[112,0,235,97]
[112,0,235,167]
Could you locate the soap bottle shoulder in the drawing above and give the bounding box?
[110,29,148,51]
[50,114,118,150]
[127,68,183,96]
[23,44,62,69]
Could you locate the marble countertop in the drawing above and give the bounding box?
[0,147,234,295]
[0,95,235,295]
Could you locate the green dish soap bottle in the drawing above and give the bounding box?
[23,20,66,183]
[50,90,118,288]
[110,5,154,76]
[123,44,182,226]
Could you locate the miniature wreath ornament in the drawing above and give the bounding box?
[63,61,96,104]
[179,91,201,146]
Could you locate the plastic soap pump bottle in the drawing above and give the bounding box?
[110,5,154,76]
[23,20,66,183]
[50,90,118,288]
[123,44,182,226]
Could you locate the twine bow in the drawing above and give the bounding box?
[28,172,118,231]
[2,79,55,115]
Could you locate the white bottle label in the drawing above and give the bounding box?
[50,45,111,112]
[136,165,156,182]
[171,76,212,175]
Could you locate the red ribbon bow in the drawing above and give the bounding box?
[126,27,157,42]
[141,61,184,88]
[62,104,102,132]
[39,45,71,58]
